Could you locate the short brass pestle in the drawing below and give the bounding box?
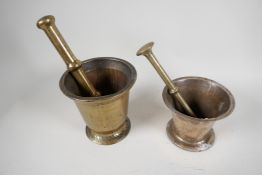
[137,42,197,117]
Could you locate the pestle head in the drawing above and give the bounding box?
[37,15,55,29]
[136,42,154,56]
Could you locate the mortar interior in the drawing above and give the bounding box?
[68,69,128,97]
[62,58,136,98]
[164,77,232,119]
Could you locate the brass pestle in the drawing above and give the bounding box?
[136,42,197,117]
[37,15,100,97]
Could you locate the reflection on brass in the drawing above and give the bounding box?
[60,57,137,145]
[37,15,100,97]
[136,42,197,117]
[163,77,235,151]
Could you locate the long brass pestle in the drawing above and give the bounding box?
[37,15,100,97]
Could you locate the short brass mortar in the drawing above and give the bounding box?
[60,57,137,145]
[162,77,235,152]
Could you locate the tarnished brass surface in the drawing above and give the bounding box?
[37,15,100,97]
[60,57,137,145]
[163,77,235,151]
[137,42,197,117]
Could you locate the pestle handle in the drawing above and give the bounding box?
[37,15,100,97]
[136,42,197,117]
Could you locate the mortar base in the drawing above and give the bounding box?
[85,118,131,145]
[166,119,215,152]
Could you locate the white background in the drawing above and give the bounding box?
[1,0,262,174]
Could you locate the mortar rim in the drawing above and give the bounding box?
[59,57,137,102]
[162,76,235,121]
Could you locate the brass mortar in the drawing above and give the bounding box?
[162,77,235,151]
[60,57,137,145]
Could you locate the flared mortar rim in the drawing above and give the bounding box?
[162,76,235,121]
[59,57,137,102]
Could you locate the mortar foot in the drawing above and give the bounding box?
[166,119,215,152]
[86,118,131,145]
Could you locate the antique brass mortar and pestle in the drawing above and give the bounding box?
[37,15,136,145]
[137,42,235,151]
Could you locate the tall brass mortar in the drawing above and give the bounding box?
[60,57,137,145]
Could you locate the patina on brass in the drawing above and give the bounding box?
[163,77,235,151]
[60,57,137,145]
[136,42,197,117]
[37,15,100,97]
